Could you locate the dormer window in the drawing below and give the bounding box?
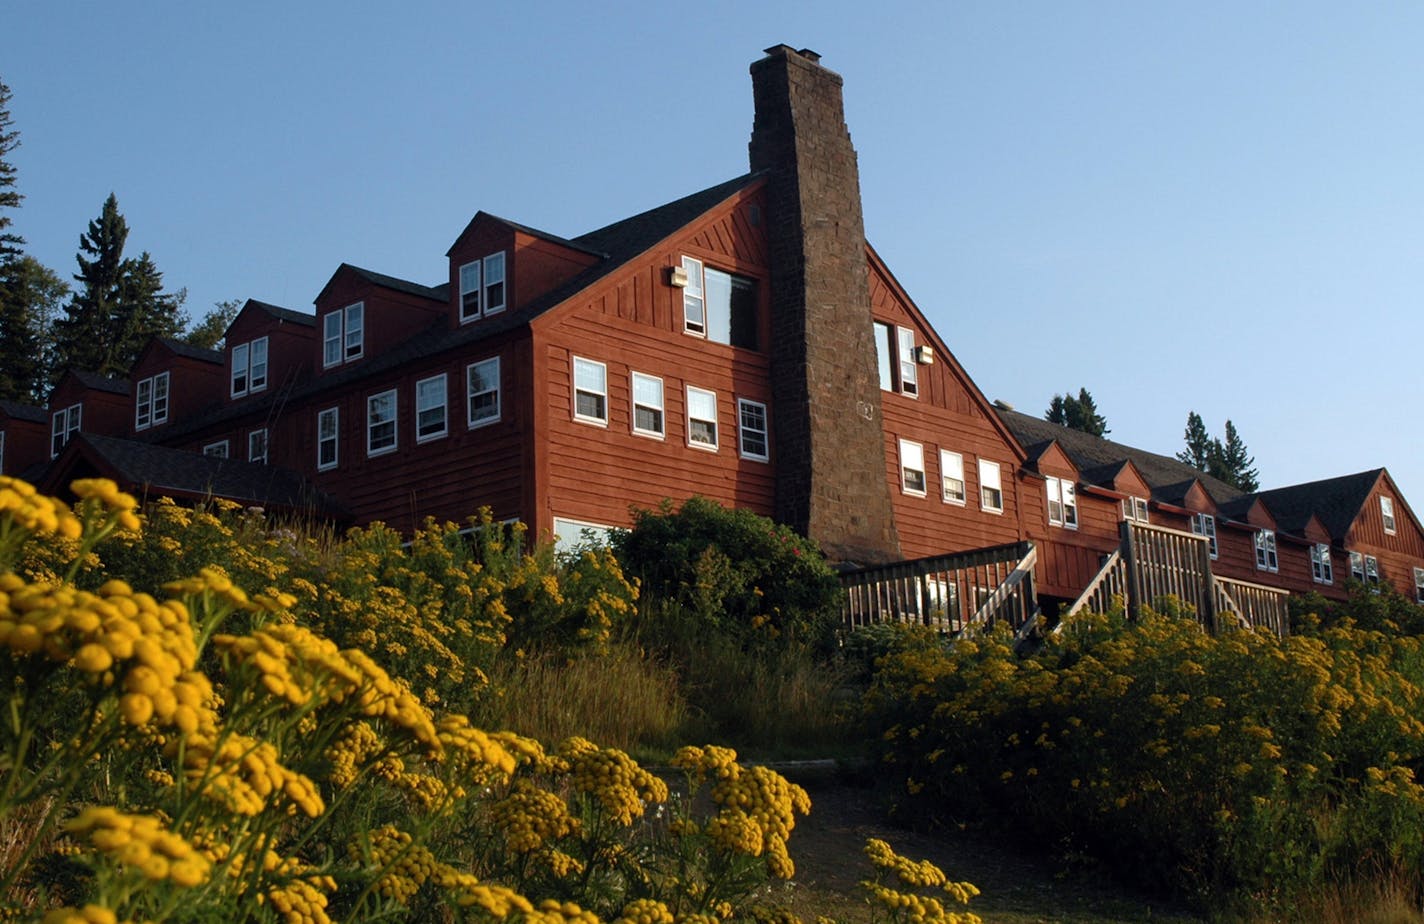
[1381,497,1396,535]
[1122,496,1149,524]
[231,337,269,397]
[1254,529,1278,573]
[324,303,364,368]
[51,404,81,458]
[459,252,506,322]
[1311,543,1333,584]
[1190,513,1218,558]
[135,372,170,430]
[680,256,758,349]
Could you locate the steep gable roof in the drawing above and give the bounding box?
[47,433,346,517]
[152,337,223,365]
[447,211,608,259]
[0,401,47,424]
[249,299,316,327]
[1255,469,1384,538]
[995,407,1244,504]
[54,370,131,397]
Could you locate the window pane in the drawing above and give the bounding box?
[874,322,894,391]
[485,252,506,312]
[468,358,500,424]
[705,267,732,344]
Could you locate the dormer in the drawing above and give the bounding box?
[225,300,316,401]
[129,337,224,434]
[1019,440,1081,530]
[1079,459,1153,523]
[47,370,130,458]
[0,401,48,477]
[445,213,603,327]
[312,266,446,373]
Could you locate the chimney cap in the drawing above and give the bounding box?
[760,44,822,65]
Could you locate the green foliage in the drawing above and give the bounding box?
[612,496,841,649]
[1045,388,1109,437]
[181,298,241,350]
[865,602,1424,913]
[0,255,66,403]
[0,77,22,261]
[1177,412,1260,492]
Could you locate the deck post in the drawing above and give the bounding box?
[1120,520,1141,621]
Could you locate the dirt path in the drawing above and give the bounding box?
[777,773,1203,924]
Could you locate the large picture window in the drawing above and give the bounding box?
[681,256,758,349]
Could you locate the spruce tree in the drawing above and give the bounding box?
[1045,388,1109,437]
[0,256,67,402]
[1215,420,1259,492]
[54,193,128,378]
[0,78,22,261]
[1177,411,1213,470]
[113,251,185,370]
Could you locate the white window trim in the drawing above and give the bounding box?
[1311,543,1333,585]
[631,372,665,439]
[135,372,171,430]
[1191,513,1218,559]
[552,516,615,552]
[896,326,918,398]
[203,440,229,458]
[317,407,339,471]
[979,459,1003,514]
[686,385,719,451]
[940,450,966,505]
[572,357,608,426]
[231,337,269,397]
[899,439,926,496]
[1351,551,1365,582]
[324,303,365,368]
[1255,529,1279,573]
[51,404,81,458]
[681,256,706,336]
[1365,554,1381,585]
[466,357,501,429]
[459,251,507,322]
[366,389,398,457]
[737,398,769,462]
[1414,567,1424,604]
[1122,496,1150,524]
[1045,476,1077,530]
[248,428,268,464]
[1381,497,1397,535]
[415,374,448,443]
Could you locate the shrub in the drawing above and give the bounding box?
[612,497,841,650]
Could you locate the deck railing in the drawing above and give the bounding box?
[1217,575,1290,637]
[840,541,1037,635]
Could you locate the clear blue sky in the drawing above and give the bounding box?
[6,2,1422,506]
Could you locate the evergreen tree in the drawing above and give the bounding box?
[54,193,128,378]
[1045,387,1109,437]
[1177,411,1213,470]
[113,251,186,369]
[182,298,241,350]
[1214,420,1259,492]
[0,256,67,402]
[0,78,22,261]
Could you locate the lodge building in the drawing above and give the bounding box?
[3,45,1422,626]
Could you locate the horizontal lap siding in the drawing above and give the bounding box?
[1030,491,1121,599]
[534,190,774,537]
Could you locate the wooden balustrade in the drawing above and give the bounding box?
[840,541,1036,634]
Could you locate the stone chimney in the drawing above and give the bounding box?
[749,45,901,565]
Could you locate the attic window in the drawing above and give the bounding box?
[324,303,364,368]
[1311,543,1333,584]
[680,256,758,349]
[1190,513,1218,558]
[1381,497,1396,535]
[459,251,506,323]
[1122,496,1149,524]
[1254,529,1278,573]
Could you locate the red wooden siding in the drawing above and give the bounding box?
[0,418,48,476]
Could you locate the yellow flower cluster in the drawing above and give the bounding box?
[671,746,809,880]
[70,479,142,533]
[437,714,519,780]
[178,733,324,817]
[340,648,439,749]
[323,720,383,788]
[65,806,211,887]
[490,780,580,852]
[352,825,440,905]
[38,905,122,924]
[0,476,82,540]
[165,565,251,611]
[561,737,669,825]
[526,899,600,924]
[864,839,977,902]
[213,622,364,707]
[863,882,982,924]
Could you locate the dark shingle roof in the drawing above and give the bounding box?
[995,407,1245,505]
[156,338,223,364]
[250,300,316,327]
[345,264,447,302]
[69,433,347,517]
[69,371,131,395]
[0,400,47,423]
[1255,469,1384,538]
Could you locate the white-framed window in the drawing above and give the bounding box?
[1190,513,1218,559]
[631,372,664,438]
[1365,554,1380,586]
[248,428,268,464]
[367,389,397,456]
[135,372,169,430]
[231,337,269,397]
[203,440,229,458]
[572,357,607,425]
[459,251,507,322]
[686,386,718,450]
[1255,529,1279,573]
[1046,476,1077,529]
[1381,497,1396,535]
[873,321,894,392]
[323,302,364,368]
[897,327,918,398]
[466,357,500,428]
[941,450,966,505]
[979,459,1003,513]
[680,256,758,349]
[1351,551,1365,582]
[51,404,81,458]
[737,399,768,461]
[415,374,448,443]
[899,439,926,496]
[1310,543,1333,585]
[1122,496,1150,524]
[552,517,614,553]
[1414,567,1424,604]
[317,407,339,471]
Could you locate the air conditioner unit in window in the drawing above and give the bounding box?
[915,345,935,365]
[668,266,689,288]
